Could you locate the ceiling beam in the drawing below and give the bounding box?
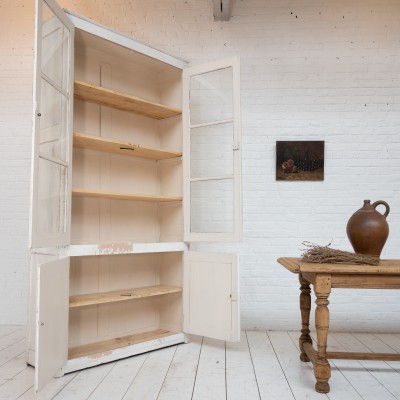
[213,0,232,21]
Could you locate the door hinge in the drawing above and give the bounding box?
[233,142,240,151]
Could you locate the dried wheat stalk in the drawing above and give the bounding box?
[300,241,380,265]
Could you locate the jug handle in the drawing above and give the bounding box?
[372,200,390,218]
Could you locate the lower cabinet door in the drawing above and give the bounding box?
[183,251,240,342]
[35,257,70,391]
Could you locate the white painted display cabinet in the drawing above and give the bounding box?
[28,0,242,391]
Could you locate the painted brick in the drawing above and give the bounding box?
[2,0,400,332]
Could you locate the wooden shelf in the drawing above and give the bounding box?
[69,285,182,308]
[72,188,182,202]
[74,80,182,120]
[68,329,177,360]
[73,132,182,160]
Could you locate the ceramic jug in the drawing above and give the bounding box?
[346,200,390,257]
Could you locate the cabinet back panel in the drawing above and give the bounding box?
[71,197,101,244]
[73,151,162,195]
[99,300,159,337]
[70,256,101,296]
[159,204,183,242]
[106,254,161,289]
[68,253,183,347]
[159,295,182,333]
[159,162,182,195]
[108,201,160,242]
[74,100,163,150]
[160,253,183,286]
[72,148,102,189]
[70,253,182,293]
[69,299,159,348]
[108,109,162,150]
[75,44,175,108]
[71,198,162,244]
[69,306,99,347]
[73,99,101,134]
[159,117,182,153]
[159,69,182,110]
[108,157,159,194]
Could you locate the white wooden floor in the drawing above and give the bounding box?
[1,326,400,400]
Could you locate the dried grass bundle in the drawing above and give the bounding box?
[301,241,380,265]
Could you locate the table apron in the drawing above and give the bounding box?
[300,272,400,289]
[331,274,400,289]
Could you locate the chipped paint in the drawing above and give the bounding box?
[97,242,135,255]
[62,242,188,257]
[88,350,112,359]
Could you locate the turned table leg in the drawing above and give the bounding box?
[299,274,312,362]
[314,274,332,394]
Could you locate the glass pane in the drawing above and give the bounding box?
[42,2,70,91]
[37,158,67,234]
[189,67,233,125]
[190,179,234,234]
[39,78,68,162]
[190,122,233,178]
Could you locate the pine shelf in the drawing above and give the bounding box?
[73,132,182,160]
[69,285,182,308]
[72,188,182,202]
[74,80,182,120]
[68,329,177,360]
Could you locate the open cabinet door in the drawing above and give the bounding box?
[35,257,70,391]
[183,252,240,342]
[30,0,74,249]
[183,57,242,243]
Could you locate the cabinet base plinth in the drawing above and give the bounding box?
[63,330,184,374]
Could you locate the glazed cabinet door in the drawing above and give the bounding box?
[35,257,70,391]
[30,0,74,248]
[183,57,242,242]
[183,251,240,342]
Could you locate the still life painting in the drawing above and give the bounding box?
[276,140,324,181]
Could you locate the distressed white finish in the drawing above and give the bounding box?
[183,57,242,243]
[60,241,188,257]
[27,0,241,391]
[35,257,69,391]
[184,252,240,342]
[65,10,188,70]
[62,333,185,374]
[30,0,74,249]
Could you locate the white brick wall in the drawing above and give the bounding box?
[2,0,400,332]
[0,1,34,325]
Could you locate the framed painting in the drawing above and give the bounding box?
[276,141,324,181]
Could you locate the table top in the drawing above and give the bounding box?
[278,257,400,275]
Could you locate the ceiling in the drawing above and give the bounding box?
[213,0,232,21]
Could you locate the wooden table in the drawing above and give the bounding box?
[278,257,400,394]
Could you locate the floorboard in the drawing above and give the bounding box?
[247,330,294,400]
[86,354,147,400]
[290,331,363,400]
[157,335,202,400]
[121,345,177,400]
[331,333,399,400]
[0,328,399,400]
[225,331,259,400]
[268,331,328,400]
[191,337,226,400]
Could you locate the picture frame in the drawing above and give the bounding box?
[276,141,324,181]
